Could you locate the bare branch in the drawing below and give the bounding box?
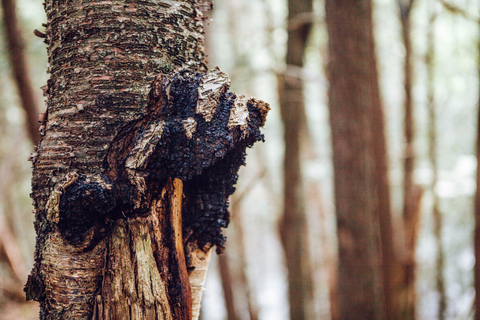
[438,0,477,21]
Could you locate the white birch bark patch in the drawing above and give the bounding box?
[228,94,250,135]
[196,67,230,122]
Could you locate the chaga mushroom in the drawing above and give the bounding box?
[57,67,269,254]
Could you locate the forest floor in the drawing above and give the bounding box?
[0,301,38,320]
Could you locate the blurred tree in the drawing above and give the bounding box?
[1,0,40,145]
[218,252,237,320]
[425,6,447,320]
[325,0,386,319]
[0,0,38,307]
[204,4,261,318]
[396,1,424,318]
[24,0,268,319]
[277,0,316,319]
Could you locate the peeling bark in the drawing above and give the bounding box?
[25,1,269,319]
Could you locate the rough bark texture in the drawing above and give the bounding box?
[277,0,315,319]
[325,1,386,319]
[1,0,41,144]
[25,1,269,319]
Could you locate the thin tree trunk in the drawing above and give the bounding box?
[218,253,238,320]
[307,182,340,320]
[426,9,446,320]
[397,2,423,319]
[25,1,269,319]
[231,194,259,320]
[325,1,386,319]
[278,0,315,319]
[369,12,397,320]
[1,0,40,145]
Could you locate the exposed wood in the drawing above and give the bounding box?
[189,248,211,320]
[25,1,269,318]
[98,179,189,320]
[1,0,40,144]
[325,0,386,318]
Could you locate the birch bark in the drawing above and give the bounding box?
[25,1,269,319]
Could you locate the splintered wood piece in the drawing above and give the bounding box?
[98,178,191,320]
[189,248,212,320]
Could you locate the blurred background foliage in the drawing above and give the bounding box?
[0,0,479,319]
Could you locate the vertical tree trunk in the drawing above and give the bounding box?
[426,8,447,320]
[325,1,386,319]
[369,13,397,320]
[230,194,259,320]
[1,0,40,145]
[25,1,269,319]
[278,0,315,319]
[397,2,424,319]
[218,253,238,320]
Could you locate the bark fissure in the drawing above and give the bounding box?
[26,1,269,318]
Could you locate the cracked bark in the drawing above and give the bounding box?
[24,1,269,319]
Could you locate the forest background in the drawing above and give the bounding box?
[0,0,477,319]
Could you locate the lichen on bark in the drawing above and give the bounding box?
[26,0,269,318]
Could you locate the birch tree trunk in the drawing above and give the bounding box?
[24,1,269,319]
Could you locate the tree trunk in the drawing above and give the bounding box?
[230,193,259,320]
[397,2,423,319]
[325,1,386,319]
[277,0,315,319]
[369,12,397,320]
[218,252,237,320]
[426,8,447,320]
[1,0,40,145]
[25,1,269,319]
